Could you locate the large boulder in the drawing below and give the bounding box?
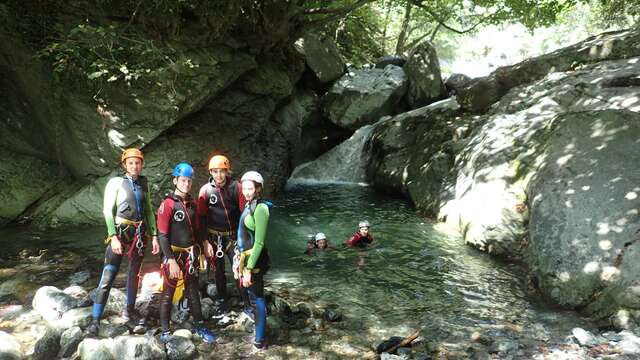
[0,331,24,360]
[77,336,166,360]
[322,66,407,130]
[404,41,447,109]
[367,98,460,215]
[440,56,640,259]
[30,326,61,360]
[438,52,640,320]
[527,110,640,312]
[290,124,375,183]
[444,73,472,95]
[59,326,84,358]
[297,32,345,83]
[32,286,84,322]
[457,28,640,114]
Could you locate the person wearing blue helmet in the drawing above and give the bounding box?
[156,162,216,343]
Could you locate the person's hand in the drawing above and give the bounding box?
[205,242,214,258]
[111,236,123,255]
[168,259,181,279]
[151,236,160,255]
[242,269,252,288]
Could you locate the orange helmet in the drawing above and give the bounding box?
[208,155,230,170]
[121,148,144,163]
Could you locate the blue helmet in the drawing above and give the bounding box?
[173,162,194,178]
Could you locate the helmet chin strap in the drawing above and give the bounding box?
[175,185,189,197]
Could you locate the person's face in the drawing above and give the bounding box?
[242,180,257,201]
[173,176,192,194]
[359,227,369,236]
[317,239,328,249]
[210,168,227,186]
[124,157,143,178]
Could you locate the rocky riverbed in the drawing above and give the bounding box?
[2,247,640,359]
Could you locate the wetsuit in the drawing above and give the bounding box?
[346,232,374,248]
[92,175,157,321]
[197,176,245,301]
[237,199,270,345]
[157,192,205,331]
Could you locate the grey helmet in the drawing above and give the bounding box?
[358,220,371,229]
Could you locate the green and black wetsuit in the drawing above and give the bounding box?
[91,175,157,320]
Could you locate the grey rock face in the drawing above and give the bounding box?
[0,331,23,360]
[32,286,84,322]
[323,65,407,130]
[59,326,84,358]
[78,335,166,360]
[165,336,196,360]
[368,98,460,215]
[298,33,345,83]
[31,326,61,360]
[404,41,447,109]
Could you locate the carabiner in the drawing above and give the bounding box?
[215,235,225,258]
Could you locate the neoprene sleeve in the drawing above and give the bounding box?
[246,203,269,269]
[144,181,158,236]
[103,178,120,237]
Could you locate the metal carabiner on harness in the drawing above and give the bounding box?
[215,235,225,259]
[187,248,196,275]
[135,226,145,257]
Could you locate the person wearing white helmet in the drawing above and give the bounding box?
[305,232,336,254]
[235,170,271,351]
[346,220,374,248]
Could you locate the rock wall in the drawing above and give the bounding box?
[365,28,640,323]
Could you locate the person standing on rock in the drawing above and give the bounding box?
[346,220,374,248]
[235,171,271,351]
[196,155,245,311]
[157,163,216,343]
[86,148,160,336]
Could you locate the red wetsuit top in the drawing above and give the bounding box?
[157,193,201,259]
[346,232,374,248]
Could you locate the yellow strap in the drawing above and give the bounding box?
[239,249,260,274]
[171,245,193,253]
[115,216,143,226]
[208,229,234,237]
[172,273,185,305]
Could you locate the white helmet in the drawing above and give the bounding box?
[315,232,327,241]
[358,220,371,228]
[241,171,264,185]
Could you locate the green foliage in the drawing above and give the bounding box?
[589,0,640,26]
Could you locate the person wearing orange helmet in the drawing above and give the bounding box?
[86,148,160,336]
[196,154,246,310]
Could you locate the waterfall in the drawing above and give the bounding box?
[289,125,374,184]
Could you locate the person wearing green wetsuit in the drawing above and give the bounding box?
[235,171,270,351]
[86,148,160,336]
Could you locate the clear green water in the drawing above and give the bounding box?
[0,183,593,342]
